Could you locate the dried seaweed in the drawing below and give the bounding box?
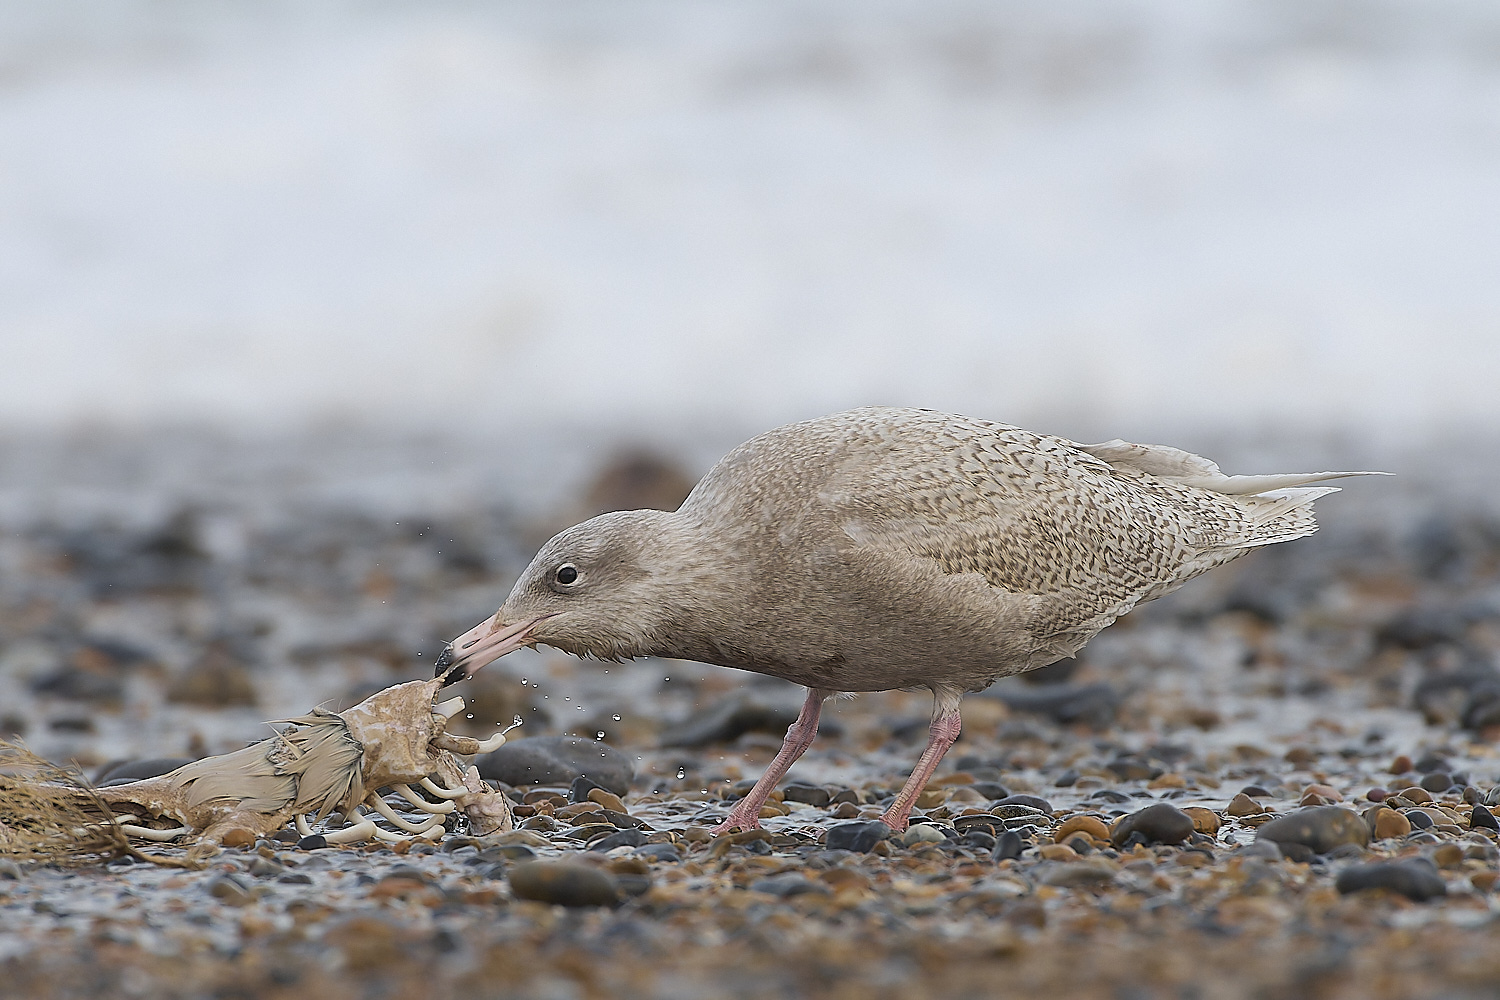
[0,740,197,869]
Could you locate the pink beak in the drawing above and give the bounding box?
[434,614,552,685]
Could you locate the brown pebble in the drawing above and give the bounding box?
[1367,787,1389,802]
[1182,807,1220,837]
[1401,786,1433,804]
[1054,815,1111,845]
[587,788,626,813]
[830,801,860,819]
[1303,783,1342,802]
[1388,755,1413,774]
[1226,793,1263,817]
[1472,871,1500,892]
[1037,843,1080,861]
[1432,844,1465,869]
[219,828,257,849]
[1284,747,1316,767]
[1371,808,1411,840]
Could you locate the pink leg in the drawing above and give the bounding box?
[879,705,963,832]
[710,688,828,834]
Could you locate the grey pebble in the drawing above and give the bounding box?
[590,829,647,852]
[1111,803,1194,847]
[750,873,829,897]
[633,844,682,863]
[508,861,621,907]
[478,736,634,796]
[1256,806,1369,855]
[824,821,893,853]
[1335,860,1447,901]
[782,783,832,807]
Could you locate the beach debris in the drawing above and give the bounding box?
[1,677,515,864]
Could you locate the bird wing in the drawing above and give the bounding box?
[815,413,1285,644]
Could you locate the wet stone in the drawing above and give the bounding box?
[825,821,894,853]
[1420,773,1453,793]
[508,861,621,907]
[1111,804,1195,847]
[751,873,828,897]
[479,736,634,795]
[993,830,1024,862]
[633,844,681,863]
[568,775,605,802]
[1336,860,1448,902]
[590,829,647,852]
[995,794,1053,814]
[296,835,329,851]
[900,824,947,847]
[782,783,831,807]
[207,875,252,906]
[1471,804,1499,830]
[1256,806,1370,855]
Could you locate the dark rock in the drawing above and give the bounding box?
[1111,803,1195,847]
[1336,860,1447,901]
[95,757,196,785]
[824,821,893,853]
[568,775,605,802]
[296,835,329,850]
[590,829,647,852]
[633,844,682,863]
[278,872,314,885]
[750,873,828,897]
[1420,772,1453,793]
[207,874,252,906]
[961,830,997,851]
[1240,785,1273,798]
[993,830,1024,862]
[1406,810,1434,830]
[1256,806,1369,855]
[478,736,634,795]
[971,782,1011,799]
[995,794,1053,814]
[1237,840,1282,862]
[993,682,1121,728]
[1053,769,1079,787]
[508,862,621,907]
[479,845,537,863]
[1471,805,1499,831]
[1090,789,1133,804]
[615,874,652,898]
[659,692,828,748]
[782,783,831,807]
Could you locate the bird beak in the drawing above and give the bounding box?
[434,614,553,686]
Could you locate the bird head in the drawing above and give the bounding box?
[435,509,677,684]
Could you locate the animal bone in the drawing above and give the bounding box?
[2,677,517,864]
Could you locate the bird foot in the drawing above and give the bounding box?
[708,809,764,835]
[877,810,910,833]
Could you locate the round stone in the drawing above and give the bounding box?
[1255,806,1369,855]
[1335,860,1446,902]
[508,861,621,907]
[1111,803,1195,847]
[1053,815,1111,845]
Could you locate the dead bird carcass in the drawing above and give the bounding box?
[2,677,515,862]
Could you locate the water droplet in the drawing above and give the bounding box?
[612,714,621,722]
[663,676,671,682]
[520,679,528,685]
[465,713,474,720]
[565,696,571,701]
[596,731,606,740]
[675,768,685,780]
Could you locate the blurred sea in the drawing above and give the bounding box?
[2,0,1498,448]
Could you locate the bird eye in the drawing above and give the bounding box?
[555,564,578,585]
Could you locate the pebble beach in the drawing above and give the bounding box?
[3,429,1500,1000]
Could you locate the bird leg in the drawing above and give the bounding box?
[878,701,963,832]
[710,687,829,834]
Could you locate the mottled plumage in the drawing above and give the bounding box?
[441,407,1379,830]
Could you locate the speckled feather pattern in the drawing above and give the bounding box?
[499,407,1370,703]
[657,408,1350,695]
